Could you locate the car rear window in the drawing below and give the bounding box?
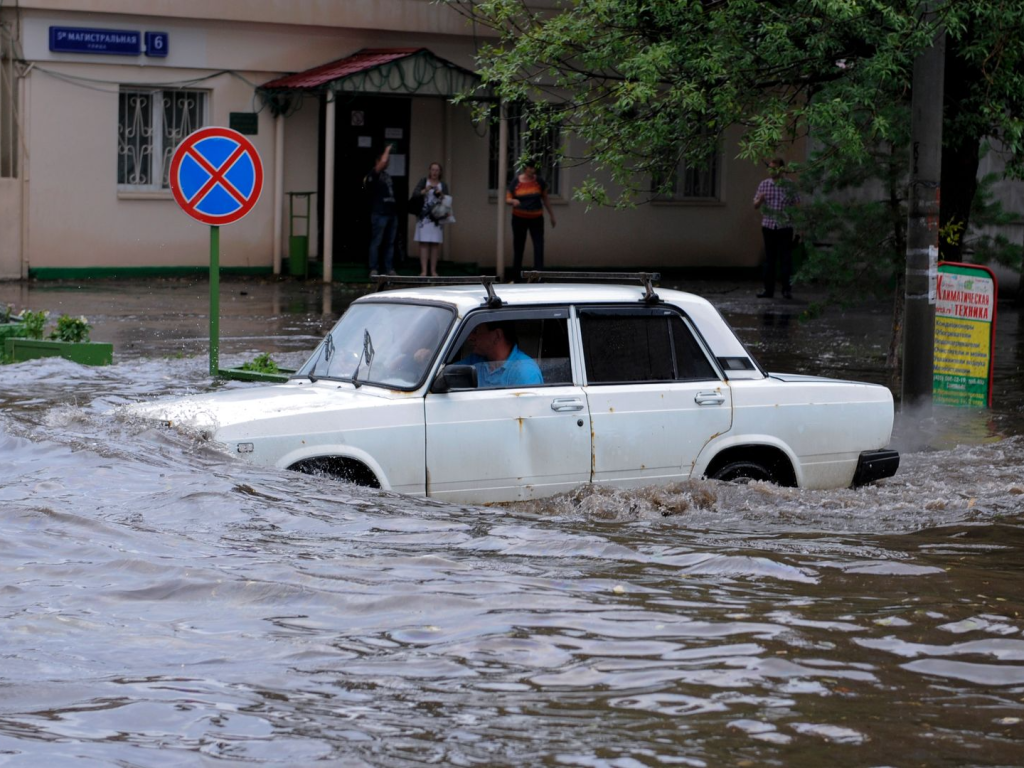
[579,308,717,384]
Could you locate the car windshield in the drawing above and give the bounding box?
[296,302,453,389]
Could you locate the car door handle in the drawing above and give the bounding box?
[551,397,585,412]
[694,391,726,406]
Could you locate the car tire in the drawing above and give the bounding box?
[710,460,774,485]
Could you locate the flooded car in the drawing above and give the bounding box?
[131,274,899,503]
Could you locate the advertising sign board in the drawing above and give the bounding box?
[933,262,997,407]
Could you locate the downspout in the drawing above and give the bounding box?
[272,112,284,275]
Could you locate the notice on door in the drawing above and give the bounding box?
[933,262,997,408]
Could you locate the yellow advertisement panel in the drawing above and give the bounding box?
[932,263,996,408]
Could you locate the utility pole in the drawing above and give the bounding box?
[902,9,945,408]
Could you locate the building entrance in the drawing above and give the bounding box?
[318,95,412,270]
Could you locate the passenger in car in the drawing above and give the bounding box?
[458,321,543,388]
[383,315,448,385]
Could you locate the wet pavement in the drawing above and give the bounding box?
[1,275,1023,767]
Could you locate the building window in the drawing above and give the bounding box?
[653,151,720,201]
[489,104,561,197]
[118,88,207,190]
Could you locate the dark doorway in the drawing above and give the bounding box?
[317,95,412,269]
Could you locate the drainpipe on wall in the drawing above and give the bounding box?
[272,113,284,275]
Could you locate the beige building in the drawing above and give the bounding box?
[0,0,767,282]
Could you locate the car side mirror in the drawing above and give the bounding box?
[430,364,478,393]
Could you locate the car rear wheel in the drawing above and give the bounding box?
[710,460,774,485]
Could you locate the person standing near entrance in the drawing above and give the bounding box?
[366,144,398,277]
[411,162,448,277]
[753,157,800,299]
[506,162,556,279]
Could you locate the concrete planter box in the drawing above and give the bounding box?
[219,366,294,383]
[4,338,113,366]
[0,322,28,343]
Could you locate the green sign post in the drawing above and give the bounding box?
[933,262,997,408]
[209,225,220,374]
[168,127,264,377]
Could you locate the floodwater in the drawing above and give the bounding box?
[1,278,1023,767]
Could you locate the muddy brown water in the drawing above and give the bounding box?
[1,278,1022,767]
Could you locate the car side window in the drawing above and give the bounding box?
[445,312,572,389]
[579,308,717,384]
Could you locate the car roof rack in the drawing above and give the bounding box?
[521,270,661,304]
[373,274,503,307]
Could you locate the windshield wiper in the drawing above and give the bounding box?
[308,333,334,383]
[350,329,374,389]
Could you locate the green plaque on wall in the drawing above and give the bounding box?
[229,112,259,135]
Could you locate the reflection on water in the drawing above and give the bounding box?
[1,281,1023,766]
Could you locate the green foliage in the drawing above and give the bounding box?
[963,172,1024,269]
[940,1,1024,179]
[939,218,965,247]
[19,310,49,340]
[788,95,911,307]
[448,0,936,205]
[50,314,92,343]
[0,305,12,324]
[239,352,280,374]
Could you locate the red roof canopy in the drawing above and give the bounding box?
[261,48,480,92]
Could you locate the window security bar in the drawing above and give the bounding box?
[520,271,661,304]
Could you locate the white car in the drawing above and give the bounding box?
[132,274,899,504]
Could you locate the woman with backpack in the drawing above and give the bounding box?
[410,162,449,277]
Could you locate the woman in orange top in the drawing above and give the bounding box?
[506,162,556,278]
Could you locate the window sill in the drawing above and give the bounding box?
[488,193,569,206]
[117,190,175,200]
[651,198,725,207]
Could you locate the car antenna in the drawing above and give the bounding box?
[521,270,662,304]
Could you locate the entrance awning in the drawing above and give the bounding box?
[259,47,487,98]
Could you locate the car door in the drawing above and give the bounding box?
[577,306,732,487]
[424,308,592,504]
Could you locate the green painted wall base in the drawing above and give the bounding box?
[20,260,754,285]
[28,266,273,281]
[5,338,114,366]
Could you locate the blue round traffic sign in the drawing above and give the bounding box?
[169,127,263,225]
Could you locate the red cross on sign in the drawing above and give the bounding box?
[169,127,264,226]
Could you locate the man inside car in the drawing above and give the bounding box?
[459,321,543,388]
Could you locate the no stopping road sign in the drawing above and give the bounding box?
[169,127,263,225]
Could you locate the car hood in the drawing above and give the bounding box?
[129,381,411,436]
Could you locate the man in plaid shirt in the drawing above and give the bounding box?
[753,158,800,299]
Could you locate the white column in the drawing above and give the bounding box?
[496,100,508,281]
[322,93,336,283]
[19,66,31,281]
[443,99,452,265]
[273,113,285,275]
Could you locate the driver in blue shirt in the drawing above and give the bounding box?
[459,321,543,388]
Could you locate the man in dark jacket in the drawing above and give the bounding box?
[366,144,398,277]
